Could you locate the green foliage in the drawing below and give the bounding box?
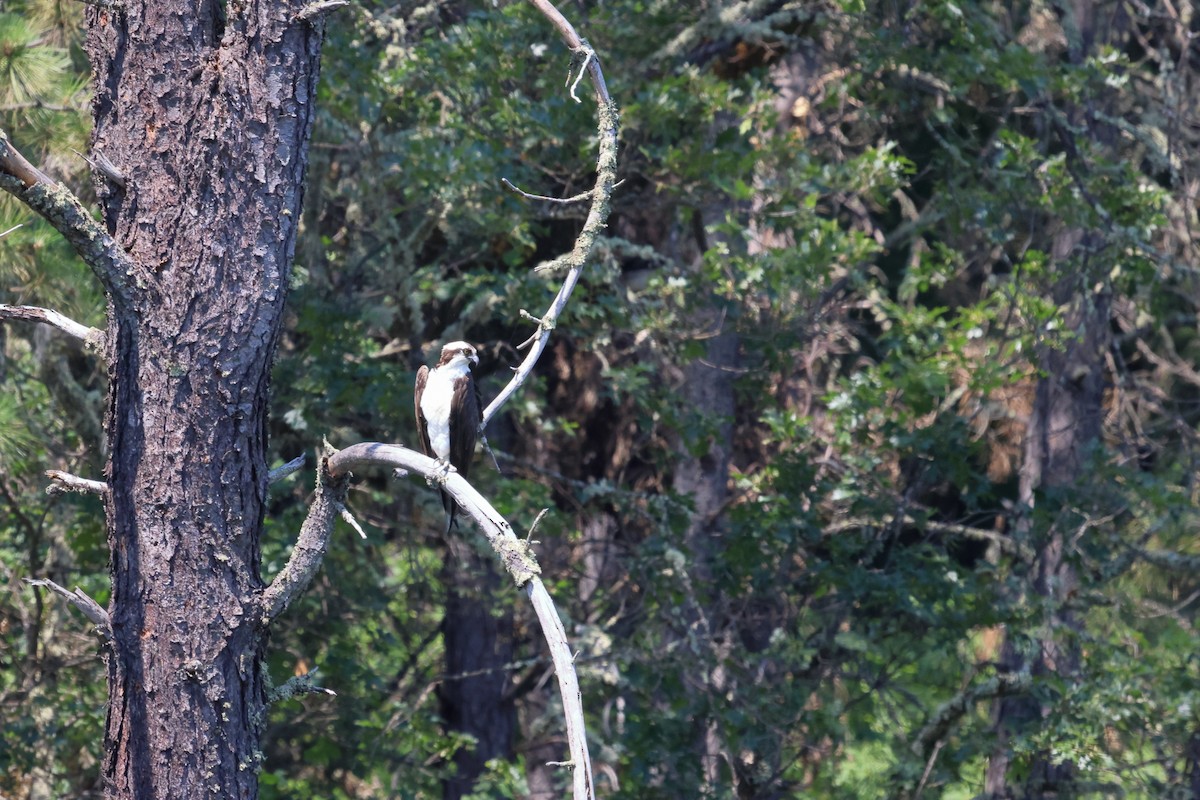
[0,3,108,797]
[5,0,1200,797]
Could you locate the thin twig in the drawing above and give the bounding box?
[501,177,594,205]
[480,432,502,474]
[25,577,112,640]
[517,308,554,350]
[337,502,368,540]
[527,507,551,541]
[72,148,126,189]
[568,49,593,103]
[0,304,105,352]
[912,739,943,800]
[268,454,306,484]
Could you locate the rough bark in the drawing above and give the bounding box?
[80,3,325,797]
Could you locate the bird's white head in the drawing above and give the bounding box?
[437,341,479,369]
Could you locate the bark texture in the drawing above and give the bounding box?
[83,3,325,797]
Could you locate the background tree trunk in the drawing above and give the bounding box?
[84,3,324,797]
[985,245,1111,797]
[438,544,515,800]
[673,327,739,790]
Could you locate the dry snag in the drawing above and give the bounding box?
[1,1,614,799]
[273,1,619,795]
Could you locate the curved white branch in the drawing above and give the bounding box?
[326,442,541,584]
[484,275,580,428]
[527,579,595,800]
[481,0,619,431]
[324,441,592,800]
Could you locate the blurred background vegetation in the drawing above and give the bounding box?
[2,0,1199,797]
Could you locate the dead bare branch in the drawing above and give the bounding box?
[528,577,594,799]
[911,672,1031,760]
[25,577,112,640]
[45,470,108,496]
[0,130,55,186]
[259,444,351,621]
[72,148,126,189]
[501,177,594,205]
[0,130,139,309]
[267,666,337,704]
[0,304,105,352]
[1136,547,1200,573]
[481,0,619,431]
[651,0,779,63]
[268,454,306,485]
[295,0,349,22]
[825,515,1035,562]
[337,502,368,540]
[325,442,541,584]
[320,440,593,799]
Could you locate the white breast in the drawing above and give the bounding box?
[420,362,469,460]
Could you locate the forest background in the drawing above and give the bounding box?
[1,0,1199,797]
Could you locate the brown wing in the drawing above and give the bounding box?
[414,365,433,458]
[449,373,481,480]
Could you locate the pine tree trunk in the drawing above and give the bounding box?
[84,4,325,797]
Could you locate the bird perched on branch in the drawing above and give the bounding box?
[414,341,481,533]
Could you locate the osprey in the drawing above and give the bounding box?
[414,341,481,533]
